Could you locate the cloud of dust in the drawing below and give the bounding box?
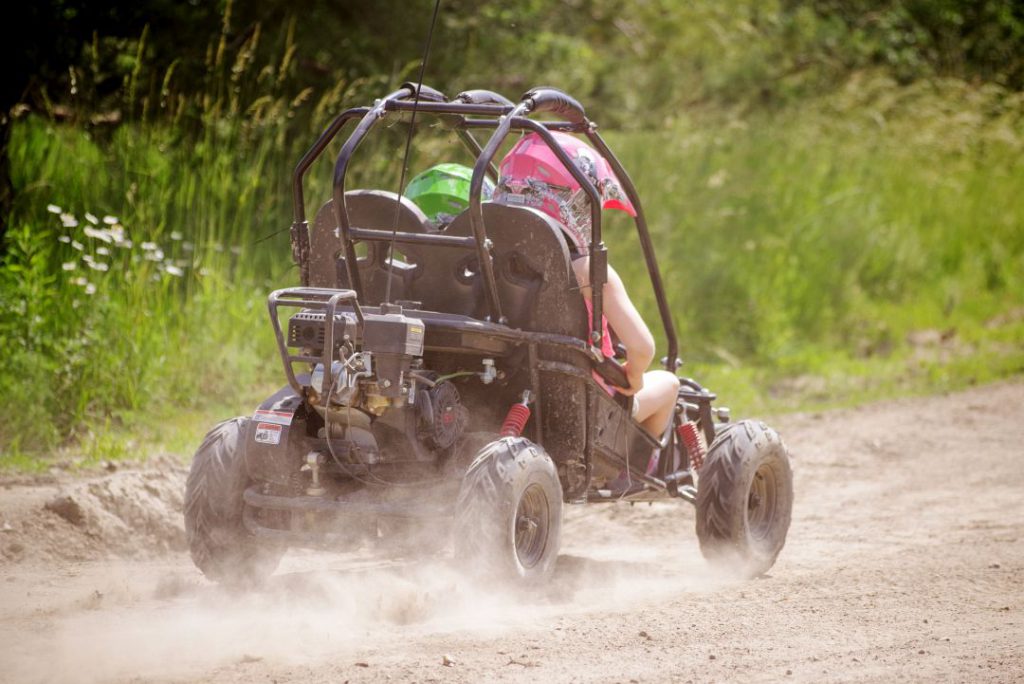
[5,502,732,683]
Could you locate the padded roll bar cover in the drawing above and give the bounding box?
[399,82,448,103]
[454,89,515,107]
[521,87,586,124]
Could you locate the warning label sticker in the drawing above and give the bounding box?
[253,409,293,426]
[254,422,283,445]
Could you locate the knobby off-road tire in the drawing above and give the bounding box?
[696,419,793,578]
[184,417,283,585]
[454,436,563,584]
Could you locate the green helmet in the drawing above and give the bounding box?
[404,163,495,227]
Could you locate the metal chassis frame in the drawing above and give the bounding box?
[289,84,678,369]
[282,83,695,499]
[266,285,671,500]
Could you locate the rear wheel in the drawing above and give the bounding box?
[454,436,562,584]
[695,419,792,577]
[184,418,284,585]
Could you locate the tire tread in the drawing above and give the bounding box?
[695,419,793,577]
[184,417,282,584]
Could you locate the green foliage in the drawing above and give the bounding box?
[1,117,283,453]
[2,1,1023,460]
[5,71,1021,455]
[13,1,1024,130]
[607,74,1024,365]
[793,0,1024,87]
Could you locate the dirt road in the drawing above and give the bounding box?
[1,380,1022,683]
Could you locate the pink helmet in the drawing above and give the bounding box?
[492,131,636,253]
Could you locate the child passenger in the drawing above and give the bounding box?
[493,132,680,438]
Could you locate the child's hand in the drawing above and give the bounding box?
[613,363,644,396]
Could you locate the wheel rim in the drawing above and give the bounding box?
[514,484,550,569]
[746,462,779,541]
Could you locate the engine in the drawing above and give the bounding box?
[287,303,468,465]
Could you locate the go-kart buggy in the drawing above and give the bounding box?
[184,83,794,585]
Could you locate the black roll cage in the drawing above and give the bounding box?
[288,82,680,372]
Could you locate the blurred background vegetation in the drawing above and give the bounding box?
[2,0,1022,463]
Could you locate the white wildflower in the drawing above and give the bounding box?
[62,262,77,271]
[706,169,729,189]
[58,235,71,244]
[96,246,110,256]
[71,240,84,251]
[114,238,133,249]
[47,204,63,214]
[84,226,113,243]
[182,241,194,252]
[198,267,212,277]
[170,231,183,241]
[87,261,109,272]
[140,241,157,251]
[72,277,88,286]
[102,215,119,225]
[85,212,99,225]
[164,264,184,277]
[82,254,94,263]
[144,248,165,261]
[84,283,97,295]
[60,213,79,228]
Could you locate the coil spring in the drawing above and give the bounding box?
[678,421,707,471]
[500,403,531,437]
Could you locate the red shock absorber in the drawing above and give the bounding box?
[677,421,707,470]
[500,390,532,437]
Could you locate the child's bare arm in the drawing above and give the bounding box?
[571,259,655,394]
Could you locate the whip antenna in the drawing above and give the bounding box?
[384,0,442,304]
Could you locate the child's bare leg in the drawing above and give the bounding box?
[633,370,680,438]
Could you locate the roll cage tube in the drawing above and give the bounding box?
[509,118,607,353]
[307,83,677,370]
[467,87,679,372]
[290,107,370,286]
[330,86,419,295]
[323,85,504,298]
[520,86,678,370]
[584,133,679,370]
[467,100,532,323]
[468,90,607,356]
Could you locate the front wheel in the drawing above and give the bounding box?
[695,419,793,578]
[453,436,563,584]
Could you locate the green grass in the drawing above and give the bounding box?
[604,75,1024,416]
[2,74,1022,469]
[0,116,289,460]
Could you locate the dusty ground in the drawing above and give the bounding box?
[0,380,1021,683]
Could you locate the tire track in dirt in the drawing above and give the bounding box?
[0,380,1021,683]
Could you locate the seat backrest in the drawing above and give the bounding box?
[309,195,589,341]
[309,190,430,304]
[439,203,589,337]
[462,204,592,472]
